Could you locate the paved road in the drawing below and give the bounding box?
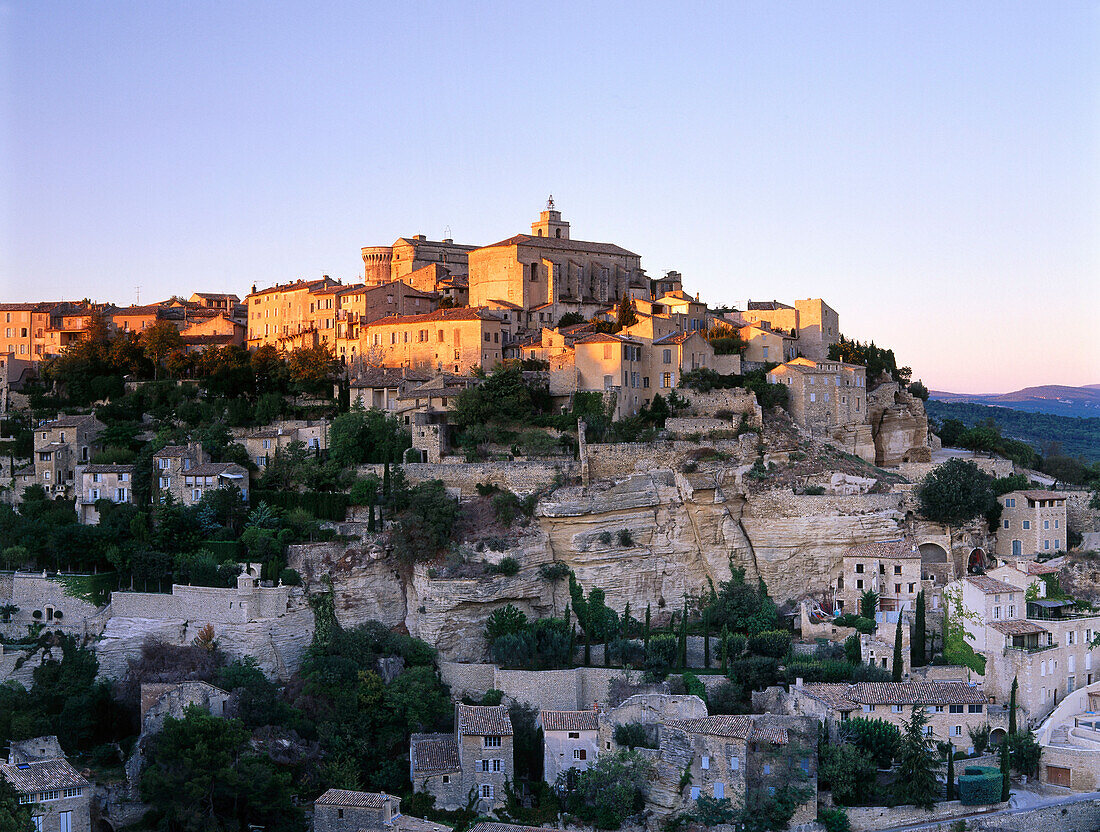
[873,789,1100,832]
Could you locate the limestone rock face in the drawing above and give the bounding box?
[868,381,932,467]
[287,540,406,630]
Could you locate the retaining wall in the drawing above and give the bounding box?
[357,460,577,497]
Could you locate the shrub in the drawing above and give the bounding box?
[614,722,658,750]
[488,557,520,576]
[747,629,791,658]
[803,485,825,495]
[956,766,1002,805]
[278,568,302,586]
[598,531,613,545]
[538,562,571,581]
[840,717,901,769]
[644,634,677,679]
[818,808,851,832]
[617,528,635,547]
[834,613,876,634]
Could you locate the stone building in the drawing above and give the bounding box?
[232,420,328,471]
[410,704,514,812]
[34,414,104,499]
[739,322,797,366]
[153,442,249,506]
[349,367,432,412]
[78,463,134,524]
[835,538,922,614]
[358,307,505,375]
[766,357,867,433]
[334,281,439,362]
[468,204,648,322]
[742,299,839,361]
[312,790,451,832]
[995,490,1069,557]
[538,708,599,785]
[245,276,341,349]
[1,747,92,832]
[0,572,102,637]
[785,680,992,753]
[659,715,817,826]
[1034,680,1100,791]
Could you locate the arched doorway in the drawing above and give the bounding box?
[919,542,949,564]
[968,548,988,573]
[990,727,1007,747]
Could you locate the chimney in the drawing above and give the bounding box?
[795,677,804,688]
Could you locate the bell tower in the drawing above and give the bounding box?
[531,195,570,239]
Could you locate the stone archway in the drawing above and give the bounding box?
[919,542,949,564]
[990,727,1007,747]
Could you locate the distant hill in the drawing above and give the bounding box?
[929,384,1100,418]
[925,400,1100,461]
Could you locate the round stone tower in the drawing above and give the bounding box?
[361,245,394,287]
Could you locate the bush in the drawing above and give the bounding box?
[488,557,520,576]
[538,562,571,581]
[616,528,635,547]
[613,722,658,749]
[278,568,302,586]
[834,613,877,634]
[956,766,1002,805]
[251,489,348,521]
[747,629,791,659]
[803,485,825,495]
[818,808,851,832]
[840,717,901,769]
[644,634,677,678]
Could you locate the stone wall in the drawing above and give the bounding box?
[1,572,105,635]
[843,798,1100,832]
[898,456,1015,483]
[1065,491,1099,535]
[671,387,762,424]
[358,460,577,497]
[437,662,637,710]
[844,799,1008,831]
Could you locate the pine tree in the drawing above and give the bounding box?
[615,293,638,330]
[912,590,926,667]
[892,615,904,682]
[893,706,939,808]
[1008,676,1018,735]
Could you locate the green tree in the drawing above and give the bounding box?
[1007,729,1042,778]
[937,741,955,800]
[389,480,458,564]
[140,706,302,832]
[1008,676,1018,735]
[562,748,651,829]
[615,293,638,330]
[892,616,904,682]
[839,717,900,769]
[917,458,997,528]
[912,591,926,668]
[893,706,939,808]
[0,775,34,832]
[859,590,879,620]
[139,320,185,379]
[819,743,876,806]
[999,735,1011,802]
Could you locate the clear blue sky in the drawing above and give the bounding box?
[2,2,1097,392]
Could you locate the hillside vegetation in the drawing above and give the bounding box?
[926,400,1100,462]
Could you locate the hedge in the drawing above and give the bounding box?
[201,540,243,561]
[956,766,1001,805]
[252,490,349,521]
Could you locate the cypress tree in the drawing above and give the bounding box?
[721,625,731,672]
[892,615,904,682]
[946,746,955,801]
[912,590,926,667]
[703,607,711,669]
[1009,677,1018,735]
[367,496,376,533]
[999,736,1011,802]
[382,461,391,497]
[679,602,688,669]
[584,626,591,667]
[623,602,632,639]
[644,603,651,650]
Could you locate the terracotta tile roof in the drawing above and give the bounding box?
[842,539,920,560]
[0,759,90,794]
[351,367,432,388]
[458,704,513,736]
[44,414,100,429]
[470,824,556,832]
[575,332,639,345]
[802,681,986,709]
[83,464,134,474]
[989,620,1049,636]
[410,734,461,773]
[397,816,453,832]
[477,234,638,258]
[155,444,198,458]
[747,300,794,311]
[966,575,1021,595]
[182,334,236,345]
[248,278,339,298]
[486,299,523,311]
[192,293,241,301]
[314,788,389,807]
[749,723,790,745]
[667,715,753,739]
[186,463,248,478]
[652,331,695,345]
[366,307,502,327]
[539,710,599,732]
[1016,490,1068,502]
[0,303,37,311]
[1026,561,1060,575]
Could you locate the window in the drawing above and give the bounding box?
[713,782,724,799]
[701,755,710,770]
[32,817,42,832]
[158,458,170,469]
[810,393,816,402]
[573,749,586,761]
[690,786,701,801]
[1004,520,1009,529]
[949,704,964,714]
[1023,520,1031,530]
[40,790,60,801]
[662,372,671,388]
[908,583,916,593]
[442,775,449,784]
[663,349,672,364]
[568,732,580,739]
[894,565,902,575]
[855,563,864,573]
[480,784,493,799]
[895,583,901,594]
[953,726,962,737]
[924,726,934,736]
[994,606,1001,620]
[891,705,903,713]
[968,704,983,713]
[763,763,771,774]
[856,579,864,590]
[730,755,739,770]
[800,757,811,774]
[484,736,501,747]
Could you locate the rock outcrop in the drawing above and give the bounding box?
[868,380,932,467]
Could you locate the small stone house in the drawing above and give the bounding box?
[33,414,104,499]
[835,538,922,615]
[995,490,1069,557]
[410,704,514,812]
[766,357,867,432]
[312,789,449,832]
[0,748,92,832]
[153,442,248,506]
[78,463,133,524]
[537,708,599,785]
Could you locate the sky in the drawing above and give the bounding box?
[1,2,1098,393]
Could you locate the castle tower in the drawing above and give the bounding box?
[361,246,394,287]
[530,195,570,239]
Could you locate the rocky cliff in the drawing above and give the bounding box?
[868,380,932,467]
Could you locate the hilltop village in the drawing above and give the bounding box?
[1,203,1100,832]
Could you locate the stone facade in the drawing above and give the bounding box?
[996,490,1069,557]
[767,358,868,442]
[835,538,922,614]
[411,704,514,812]
[33,414,104,499]
[153,442,249,506]
[0,572,104,638]
[78,463,133,524]
[232,419,328,471]
[1,753,92,832]
[538,709,599,785]
[358,307,504,375]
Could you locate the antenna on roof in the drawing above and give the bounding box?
[135,285,141,305]
[443,225,452,240]
[547,194,555,211]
